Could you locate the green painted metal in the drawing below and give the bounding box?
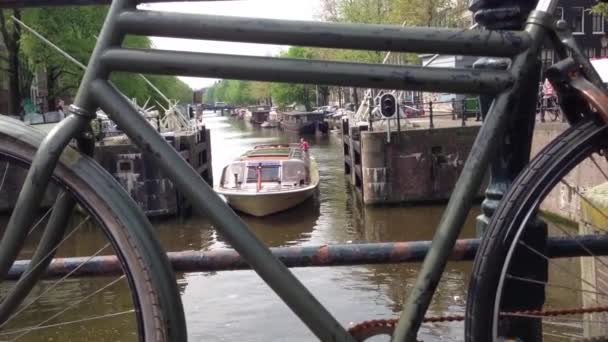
[0,0,575,340]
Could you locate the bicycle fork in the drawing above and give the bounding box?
[391,11,551,342]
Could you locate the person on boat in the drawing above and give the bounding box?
[300,138,309,152]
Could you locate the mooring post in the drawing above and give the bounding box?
[429,101,434,129]
[471,0,546,339]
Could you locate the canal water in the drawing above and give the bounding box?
[4,112,481,341]
[158,112,479,341]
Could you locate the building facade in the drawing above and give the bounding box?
[542,0,608,70]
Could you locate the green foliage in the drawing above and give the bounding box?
[593,3,608,16]
[269,47,316,109]
[204,79,272,105]
[14,7,191,109]
[322,0,469,28]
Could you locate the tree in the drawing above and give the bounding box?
[270,47,316,109]
[17,6,191,111]
[0,9,24,115]
[20,6,103,110]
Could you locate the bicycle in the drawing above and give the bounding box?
[1,0,608,341]
[537,89,565,122]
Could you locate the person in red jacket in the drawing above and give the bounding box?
[300,138,309,152]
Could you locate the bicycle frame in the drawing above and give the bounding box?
[0,0,573,340]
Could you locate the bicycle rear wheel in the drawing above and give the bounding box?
[0,117,186,341]
[466,118,608,341]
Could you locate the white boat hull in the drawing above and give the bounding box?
[217,158,319,217]
[220,186,316,217]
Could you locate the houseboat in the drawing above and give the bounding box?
[216,143,318,217]
[249,105,271,125]
[281,110,329,135]
[261,107,280,128]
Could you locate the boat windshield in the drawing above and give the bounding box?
[281,161,307,185]
[246,164,280,183]
[221,162,246,187]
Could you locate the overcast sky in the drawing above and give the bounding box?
[144,1,323,90]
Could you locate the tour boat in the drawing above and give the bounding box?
[216,143,318,217]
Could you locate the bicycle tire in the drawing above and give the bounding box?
[0,116,186,341]
[465,118,608,341]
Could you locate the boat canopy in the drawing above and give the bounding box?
[220,159,309,188]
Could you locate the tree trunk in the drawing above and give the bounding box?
[7,49,20,115]
[47,69,56,111]
[0,9,22,115]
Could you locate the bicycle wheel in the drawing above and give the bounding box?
[466,118,608,341]
[549,109,560,122]
[0,116,186,341]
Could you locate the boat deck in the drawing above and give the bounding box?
[240,144,306,162]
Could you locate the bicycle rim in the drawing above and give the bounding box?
[466,118,608,341]
[0,129,178,341]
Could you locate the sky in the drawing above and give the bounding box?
[144,0,323,90]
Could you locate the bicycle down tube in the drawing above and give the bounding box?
[0,0,554,340]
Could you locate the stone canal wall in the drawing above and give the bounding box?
[529,123,608,222]
[343,120,604,209]
[342,118,485,204]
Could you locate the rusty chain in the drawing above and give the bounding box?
[348,305,608,341]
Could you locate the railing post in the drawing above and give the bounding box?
[368,96,373,131]
[461,99,466,127]
[429,101,434,129]
[471,0,546,339]
[451,98,456,120]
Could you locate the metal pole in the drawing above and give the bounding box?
[429,101,434,129]
[7,235,608,279]
[461,99,466,127]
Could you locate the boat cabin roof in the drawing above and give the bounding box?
[238,143,306,162]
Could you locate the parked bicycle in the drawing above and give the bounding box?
[1,0,608,341]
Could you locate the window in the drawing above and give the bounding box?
[246,164,280,183]
[281,161,307,186]
[601,48,608,57]
[572,7,584,34]
[593,12,605,33]
[221,162,245,187]
[117,160,133,173]
[555,7,564,21]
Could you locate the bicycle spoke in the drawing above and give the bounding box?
[0,309,134,337]
[10,215,90,291]
[0,242,111,329]
[506,274,608,298]
[25,201,56,237]
[0,162,9,194]
[588,155,608,182]
[517,241,608,298]
[502,312,608,326]
[8,275,126,341]
[561,180,608,235]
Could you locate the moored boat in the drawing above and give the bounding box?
[249,105,271,125]
[216,143,318,216]
[280,110,329,135]
[261,120,278,128]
